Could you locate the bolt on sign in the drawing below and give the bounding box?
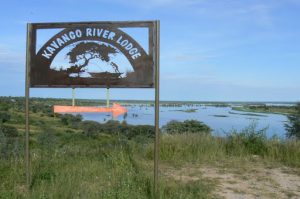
[28,21,157,88]
[25,21,160,196]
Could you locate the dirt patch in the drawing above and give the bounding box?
[162,163,300,199]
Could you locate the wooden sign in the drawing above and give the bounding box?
[28,21,156,88]
[25,21,160,196]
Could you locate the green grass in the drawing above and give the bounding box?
[1,97,300,198]
[232,105,297,115]
[228,111,267,117]
[1,132,215,199]
[159,127,300,167]
[171,109,198,113]
[212,115,228,117]
[1,127,299,198]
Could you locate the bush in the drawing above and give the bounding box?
[225,123,268,155]
[0,127,22,159]
[0,125,18,137]
[120,123,154,140]
[60,114,82,127]
[0,129,8,158]
[162,120,211,134]
[37,126,58,152]
[0,112,10,123]
[30,103,53,115]
[80,120,102,138]
[79,120,154,140]
[285,102,300,139]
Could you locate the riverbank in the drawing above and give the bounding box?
[232,105,297,115]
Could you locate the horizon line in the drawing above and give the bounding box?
[0,95,298,103]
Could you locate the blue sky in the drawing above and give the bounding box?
[0,0,300,101]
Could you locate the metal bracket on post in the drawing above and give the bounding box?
[72,88,75,106]
[106,88,110,108]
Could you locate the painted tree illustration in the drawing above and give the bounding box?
[66,42,119,77]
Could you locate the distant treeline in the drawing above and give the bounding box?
[2,96,295,108]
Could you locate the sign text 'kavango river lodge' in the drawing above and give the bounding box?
[28,21,158,88]
[41,28,142,61]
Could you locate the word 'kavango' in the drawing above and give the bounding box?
[41,28,142,60]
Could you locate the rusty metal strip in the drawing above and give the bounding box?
[31,21,154,29]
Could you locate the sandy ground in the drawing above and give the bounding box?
[162,163,300,199]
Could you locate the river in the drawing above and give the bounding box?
[79,104,288,138]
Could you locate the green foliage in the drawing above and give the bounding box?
[59,114,83,127]
[0,126,22,159]
[0,98,13,111]
[0,129,8,157]
[162,120,211,134]
[80,120,101,138]
[0,97,300,198]
[225,123,268,155]
[79,120,154,140]
[264,138,300,167]
[159,123,300,167]
[0,111,11,123]
[0,124,18,137]
[159,133,224,163]
[161,180,213,199]
[30,102,53,115]
[122,124,155,140]
[37,126,58,152]
[285,102,300,139]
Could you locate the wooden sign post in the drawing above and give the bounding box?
[25,20,160,196]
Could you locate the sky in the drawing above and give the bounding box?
[0,0,300,101]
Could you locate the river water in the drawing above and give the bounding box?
[80,104,288,138]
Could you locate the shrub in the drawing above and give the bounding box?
[120,124,155,140]
[80,120,102,138]
[79,120,154,140]
[0,112,10,123]
[0,125,18,137]
[285,102,300,139]
[60,114,82,127]
[101,120,121,134]
[225,123,268,155]
[0,129,8,158]
[162,120,211,134]
[37,126,58,152]
[0,126,22,159]
[30,103,52,115]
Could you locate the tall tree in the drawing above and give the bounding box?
[285,102,300,139]
[66,42,118,77]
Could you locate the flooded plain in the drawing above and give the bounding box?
[80,104,288,138]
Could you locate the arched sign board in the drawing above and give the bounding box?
[27,21,158,88]
[25,21,160,196]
